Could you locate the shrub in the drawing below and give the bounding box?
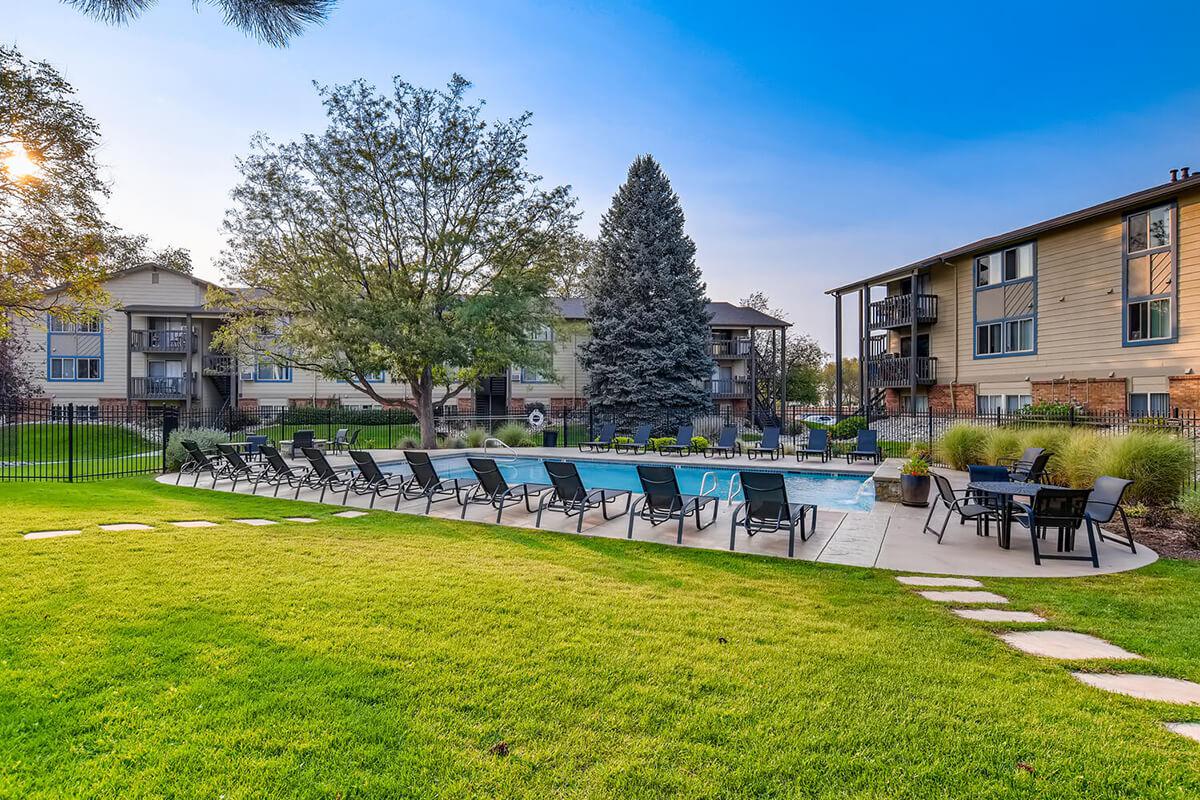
[936,425,989,470]
[650,436,676,450]
[901,456,929,477]
[740,433,762,443]
[399,437,419,449]
[461,427,489,448]
[613,435,633,445]
[983,429,1023,467]
[1098,431,1193,506]
[1177,486,1200,521]
[830,415,865,440]
[165,427,228,470]
[1019,427,1072,484]
[493,422,531,447]
[1055,430,1108,489]
[690,436,710,451]
[519,435,540,447]
[1016,401,1076,420]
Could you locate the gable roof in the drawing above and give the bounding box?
[553,297,789,328]
[827,172,1200,295]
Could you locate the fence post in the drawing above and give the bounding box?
[587,405,594,442]
[162,407,179,473]
[927,407,933,452]
[1069,406,1076,427]
[67,403,75,483]
[561,408,568,448]
[327,405,333,443]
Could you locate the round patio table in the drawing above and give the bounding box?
[966,480,1052,550]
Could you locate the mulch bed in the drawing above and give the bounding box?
[1127,510,1200,561]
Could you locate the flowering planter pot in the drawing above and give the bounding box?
[900,474,930,507]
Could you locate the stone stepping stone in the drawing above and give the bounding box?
[170,520,218,528]
[98,523,154,532]
[283,517,319,523]
[23,529,81,540]
[1002,631,1142,660]
[918,591,1009,604]
[1165,722,1200,743]
[232,518,278,526]
[897,576,983,588]
[332,510,368,518]
[952,608,1047,623]
[1073,673,1200,704]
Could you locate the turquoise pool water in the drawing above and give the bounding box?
[385,455,874,512]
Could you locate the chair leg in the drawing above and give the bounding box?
[677,507,687,544]
[1085,520,1100,568]
[729,507,739,551]
[787,521,796,558]
[1029,524,1042,565]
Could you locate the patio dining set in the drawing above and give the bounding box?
[923,448,1138,568]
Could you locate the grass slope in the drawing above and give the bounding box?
[0,478,1197,798]
[0,424,159,478]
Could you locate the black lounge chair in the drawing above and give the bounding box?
[797,428,830,463]
[923,472,996,543]
[578,423,617,453]
[398,450,476,514]
[250,445,312,497]
[703,425,742,459]
[729,471,817,557]
[178,439,228,487]
[657,425,695,457]
[536,461,631,532]
[301,447,358,504]
[461,457,553,522]
[628,464,718,543]
[845,429,881,465]
[215,443,269,491]
[998,447,1044,481]
[347,450,408,508]
[1085,476,1136,553]
[284,429,316,459]
[1010,487,1097,567]
[746,426,782,460]
[1017,451,1052,483]
[613,424,652,455]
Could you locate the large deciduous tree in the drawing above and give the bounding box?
[580,155,714,424]
[101,232,193,274]
[0,44,109,338]
[739,291,826,405]
[215,75,578,447]
[63,0,335,46]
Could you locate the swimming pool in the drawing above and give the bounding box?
[385,455,874,512]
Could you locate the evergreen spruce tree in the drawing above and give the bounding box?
[581,155,715,424]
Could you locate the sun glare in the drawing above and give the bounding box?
[2,141,41,180]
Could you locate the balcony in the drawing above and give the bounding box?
[866,356,937,388]
[130,329,193,353]
[869,294,938,330]
[202,354,237,375]
[129,375,196,400]
[705,378,752,398]
[709,338,752,358]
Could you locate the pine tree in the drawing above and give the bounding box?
[581,155,715,424]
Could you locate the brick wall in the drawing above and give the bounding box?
[952,383,977,414]
[1031,378,1127,413]
[1168,375,1200,414]
[928,384,951,413]
[550,397,586,413]
[98,397,143,414]
[237,397,259,412]
[884,389,901,414]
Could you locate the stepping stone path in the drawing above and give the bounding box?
[232,518,278,526]
[952,608,1047,623]
[171,520,218,528]
[1073,673,1200,705]
[333,510,368,518]
[99,523,154,532]
[1165,722,1200,743]
[1000,631,1142,660]
[917,590,1009,604]
[283,517,319,523]
[896,576,982,588]
[23,529,81,540]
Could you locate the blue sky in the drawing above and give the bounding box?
[9,0,1200,351]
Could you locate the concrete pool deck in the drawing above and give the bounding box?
[157,448,1157,578]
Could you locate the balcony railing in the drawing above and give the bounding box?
[866,356,937,388]
[704,378,752,398]
[202,355,237,375]
[868,293,938,330]
[130,329,192,353]
[709,338,752,358]
[129,375,196,400]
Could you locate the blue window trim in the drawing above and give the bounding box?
[1122,202,1179,347]
[972,241,1038,360]
[254,363,293,382]
[45,315,104,382]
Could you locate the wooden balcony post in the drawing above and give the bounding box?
[834,293,843,421]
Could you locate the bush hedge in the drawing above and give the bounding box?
[165,427,228,470]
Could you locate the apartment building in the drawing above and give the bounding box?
[18,263,789,417]
[828,169,1200,416]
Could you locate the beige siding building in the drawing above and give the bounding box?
[829,170,1200,416]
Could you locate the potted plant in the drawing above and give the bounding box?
[900,455,931,507]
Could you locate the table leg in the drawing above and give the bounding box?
[1001,504,1011,550]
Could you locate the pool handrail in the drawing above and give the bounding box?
[483,437,518,461]
[727,472,742,505]
[699,470,718,498]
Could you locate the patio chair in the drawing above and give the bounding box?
[797,428,830,463]
[746,426,782,461]
[1016,451,1052,483]
[966,464,1011,536]
[998,447,1044,480]
[613,424,652,455]
[250,445,312,497]
[178,439,228,487]
[285,429,316,459]
[535,460,632,532]
[1010,487,1097,567]
[215,443,270,491]
[330,428,356,454]
[628,464,719,543]
[461,457,553,523]
[578,422,617,453]
[923,471,996,543]
[347,450,408,508]
[657,425,695,457]
[398,450,476,514]
[301,447,358,504]
[845,429,881,465]
[1084,476,1136,553]
[244,435,269,461]
[703,425,742,459]
[729,471,817,558]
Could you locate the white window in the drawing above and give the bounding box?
[529,325,554,342]
[976,243,1033,287]
[76,358,101,380]
[1129,392,1169,418]
[48,317,74,333]
[255,362,290,381]
[76,317,101,334]
[1125,204,1174,344]
[49,357,75,380]
[975,323,1002,355]
[1004,318,1034,353]
[520,368,548,384]
[977,394,1031,415]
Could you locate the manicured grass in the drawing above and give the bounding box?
[0,424,159,478]
[1,478,1199,797]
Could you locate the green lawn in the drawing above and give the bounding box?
[0,424,159,478]
[1,478,1198,797]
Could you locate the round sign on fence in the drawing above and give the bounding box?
[527,409,546,429]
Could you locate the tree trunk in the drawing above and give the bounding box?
[414,367,438,449]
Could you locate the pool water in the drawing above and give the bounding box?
[386,455,874,512]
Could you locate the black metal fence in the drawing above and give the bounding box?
[2,400,1196,481]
